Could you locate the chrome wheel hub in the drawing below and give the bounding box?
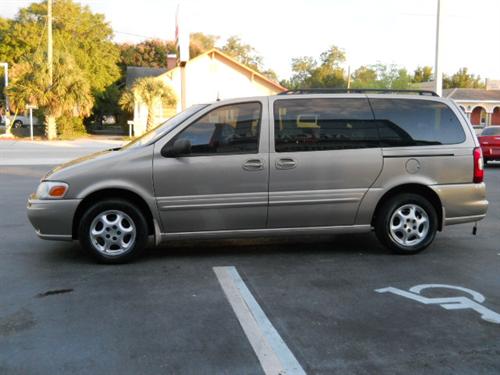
[89,210,136,256]
[389,204,429,247]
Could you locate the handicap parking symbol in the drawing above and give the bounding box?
[376,284,500,324]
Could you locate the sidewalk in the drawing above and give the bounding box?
[0,138,125,165]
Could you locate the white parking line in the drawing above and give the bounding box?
[213,266,306,375]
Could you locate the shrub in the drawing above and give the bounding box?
[57,116,87,139]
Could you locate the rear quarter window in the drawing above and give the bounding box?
[370,99,466,147]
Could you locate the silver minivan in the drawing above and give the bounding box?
[27,90,488,263]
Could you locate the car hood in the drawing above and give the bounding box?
[43,147,129,181]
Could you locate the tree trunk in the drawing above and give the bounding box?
[146,105,155,132]
[4,117,13,137]
[46,115,57,140]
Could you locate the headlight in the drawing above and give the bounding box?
[35,181,69,199]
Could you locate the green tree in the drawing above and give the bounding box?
[92,83,124,126]
[118,33,218,69]
[118,89,135,114]
[190,32,218,57]
[0,0,120,95]
[412,66,433,83]
[374,64,411,89]
[221,36,264,72]
[7,51,93,139]
[127,77,176,131]
[310,46,346,88]
[286,56,317,88]
[260,69,278,81]
[119,39,176,68]
[220,36,279,82]
[390,67,412,89]
[443,67,485,89]
[285,46,346,89]
[350,66,378,88]
[350,63,412,89]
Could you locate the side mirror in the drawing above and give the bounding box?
[162,138,192,158]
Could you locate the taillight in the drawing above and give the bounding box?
[473,147,484,183]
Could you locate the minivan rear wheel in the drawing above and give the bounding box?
[375,193,437,254]
[78,199,148,263]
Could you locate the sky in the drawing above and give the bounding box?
[2,0,500,81]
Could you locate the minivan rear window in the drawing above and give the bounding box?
[481,127,500,136]
[370,99,466,147]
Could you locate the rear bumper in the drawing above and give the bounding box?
[27,196,81,241]
[481,146,500,159]
[430,183,488,226]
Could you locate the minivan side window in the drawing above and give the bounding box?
[370,99,466,147]
[171,102,262,156]
[274,98,378,152]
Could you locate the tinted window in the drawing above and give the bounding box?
[172,102,261,155]
[481,127,500,136]
[274,98,378,152]
[370,99,465,147]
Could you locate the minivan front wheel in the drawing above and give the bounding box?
[375,194,437,254]
[78,199,148,263]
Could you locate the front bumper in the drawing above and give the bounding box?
[431,183,488,226]
[27,196,81,241]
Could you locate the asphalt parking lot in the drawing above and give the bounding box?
[0,164,499,374]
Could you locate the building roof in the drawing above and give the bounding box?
[443,88,500,101]
[162,49,287,93]
[126,66,168,88]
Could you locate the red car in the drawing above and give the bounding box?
[478,126,500,166]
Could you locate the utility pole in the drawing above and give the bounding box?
[0,62,10,134]
[346,65,351,89]
[434,0,443,96]
[45,0,56,139]
[47,0,53,85]
[0,62,8,113]
[175,4,189,111]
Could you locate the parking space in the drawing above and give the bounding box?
[0,165,499,374]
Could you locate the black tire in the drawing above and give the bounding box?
[375,193,438,255]
[484,159,489,167]
[78,199,149,264]
[13,120,23,128]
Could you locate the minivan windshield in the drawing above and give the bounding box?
[121,104,209,149]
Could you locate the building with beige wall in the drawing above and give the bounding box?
[444,81,500,129]
[130,49,286,136]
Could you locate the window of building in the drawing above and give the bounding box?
[273,98,378,152]
[171,102,262,155]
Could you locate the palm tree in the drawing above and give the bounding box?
[7,52,93,140]
[118,89,135,114]
[131,77,176,131]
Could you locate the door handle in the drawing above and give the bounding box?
[276,158,296,170]
[243,159,264,171]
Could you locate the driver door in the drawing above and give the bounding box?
[153,99,269,233]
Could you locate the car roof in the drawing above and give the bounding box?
[204,92,453,107]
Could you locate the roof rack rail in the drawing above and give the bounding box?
[278,88,439,97]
